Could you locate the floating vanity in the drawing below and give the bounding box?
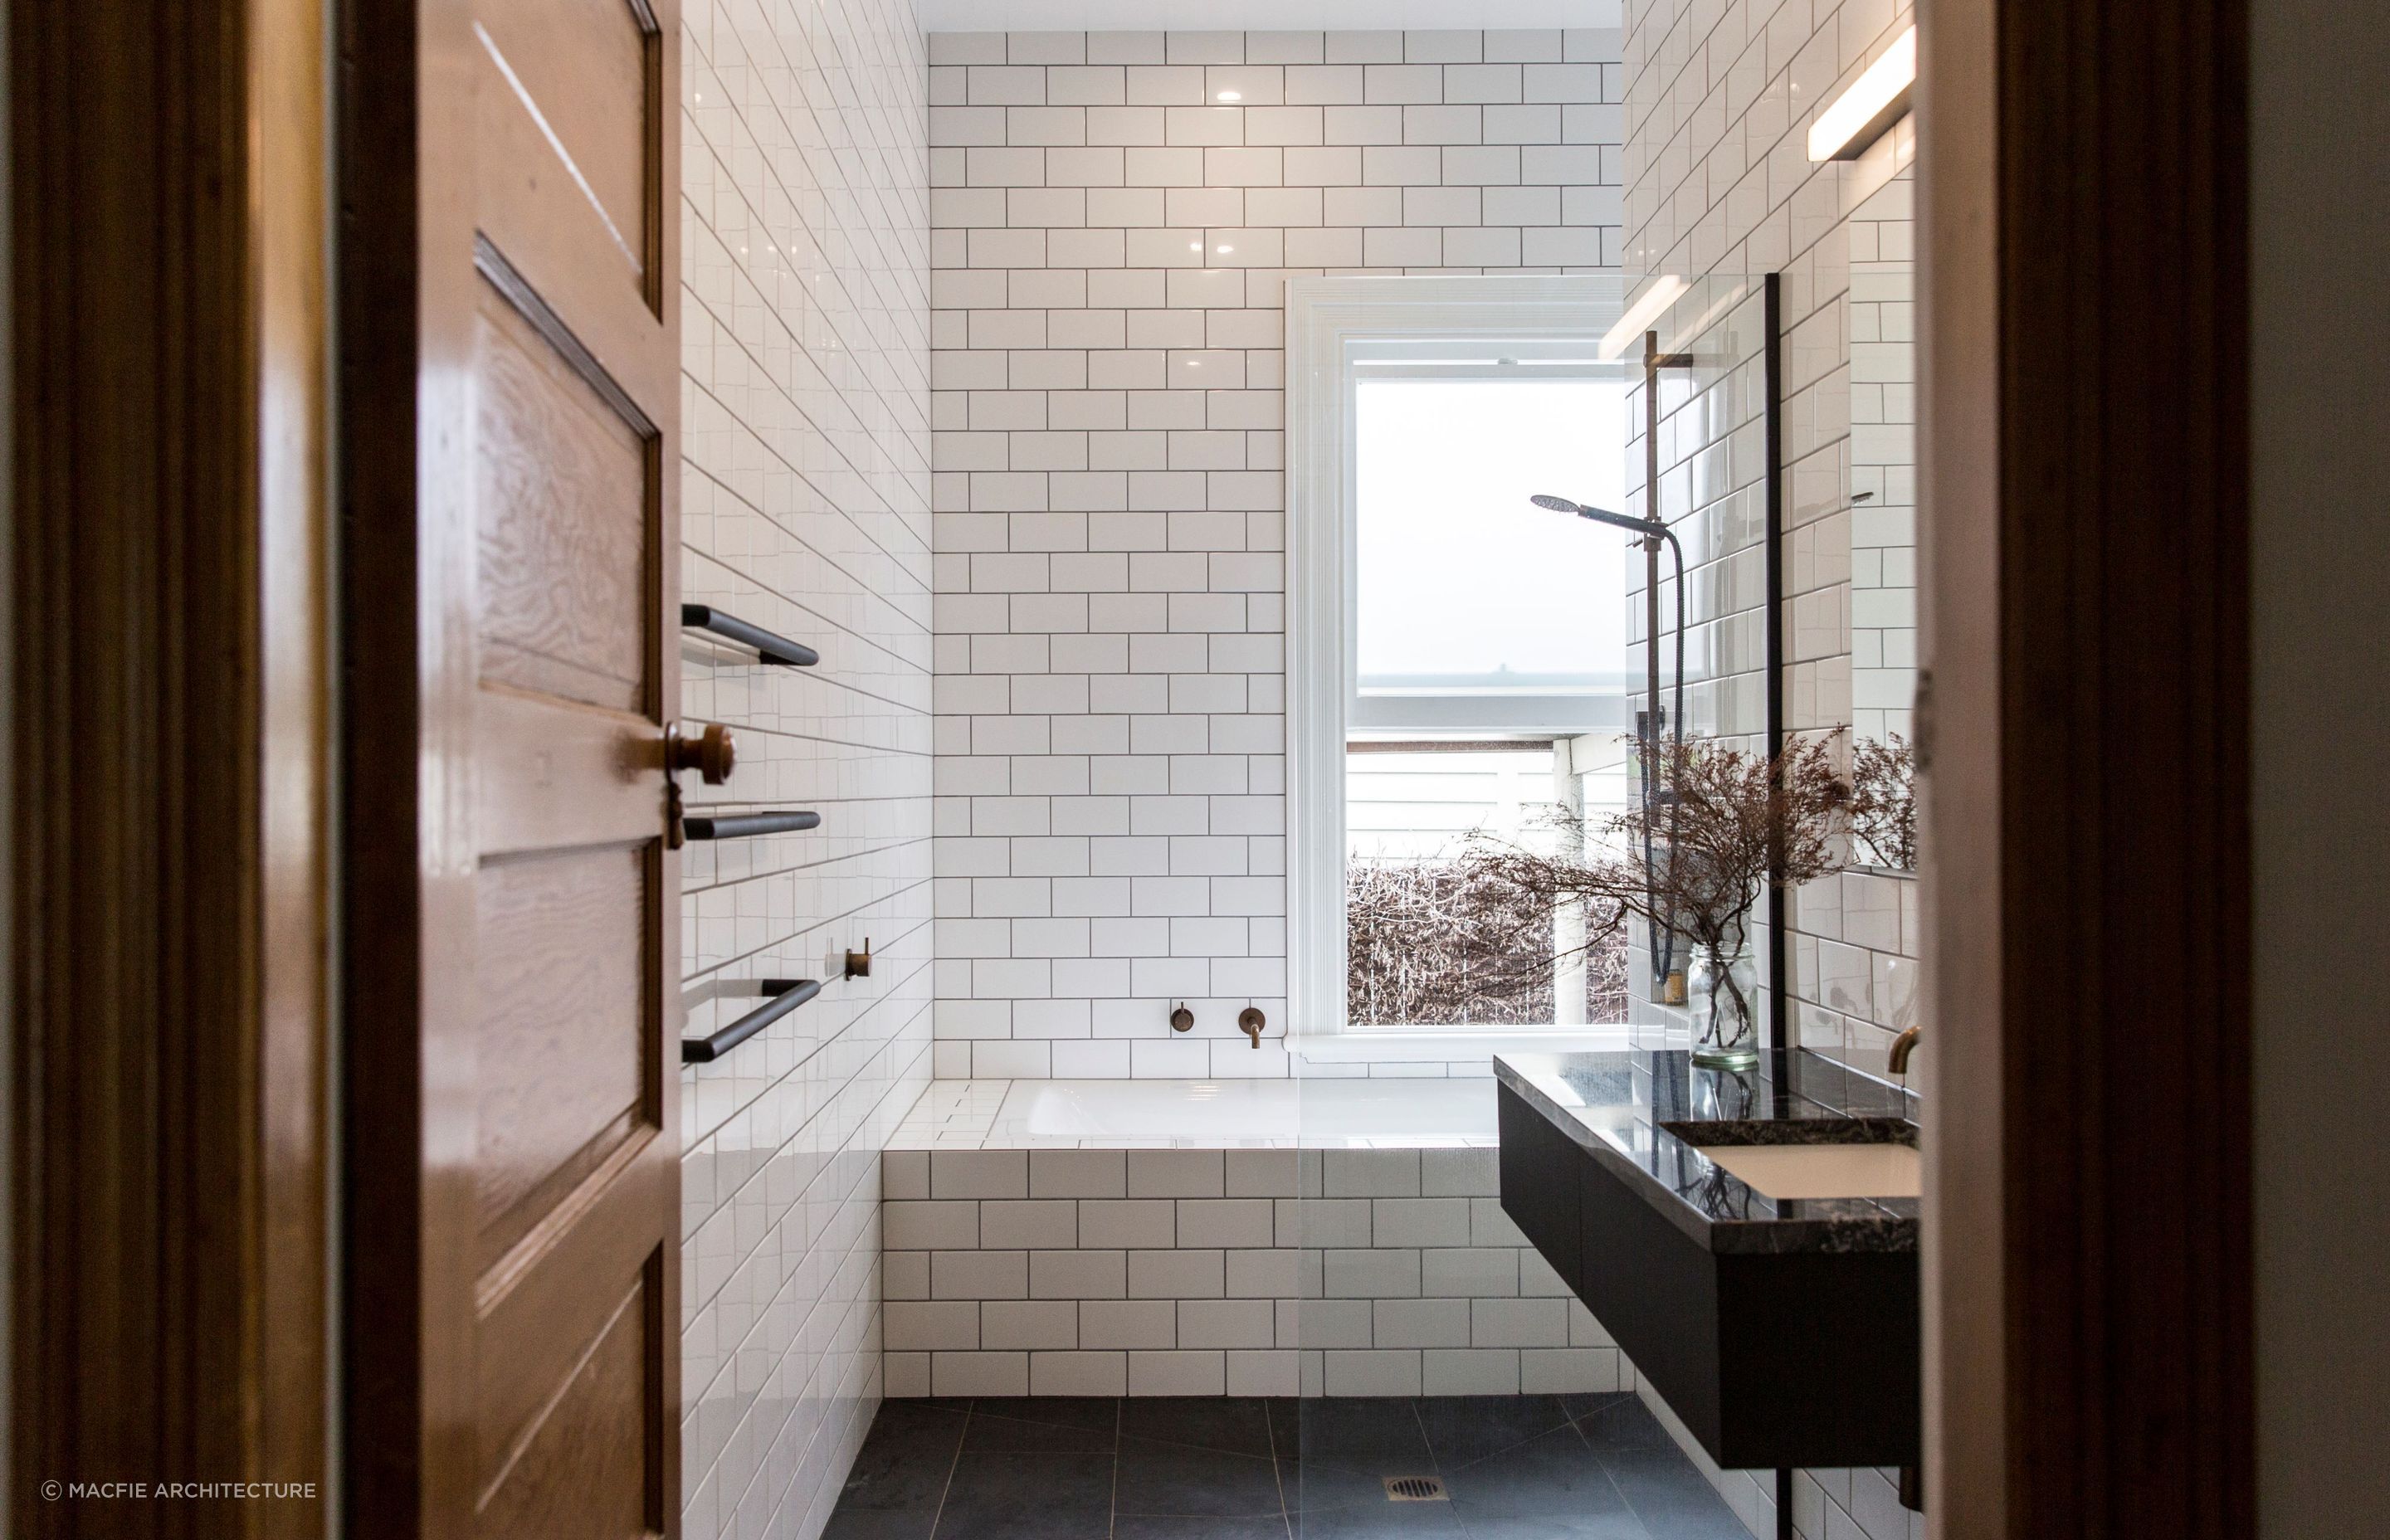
[1495,1050,1920,1471]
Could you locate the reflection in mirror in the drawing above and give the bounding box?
[1846,143,1916,874]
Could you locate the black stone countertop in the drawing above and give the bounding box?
[1494,1050,1919,1256]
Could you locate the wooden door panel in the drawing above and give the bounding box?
[475,272,653,713]
[476,685,671,856]
[476,1160,672,1491]
[473,846,656,1270]
[472,0,656,290]
[476,1261,665,1538]
[472,17,671,407]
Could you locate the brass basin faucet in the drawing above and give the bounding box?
[1888,1025,1921,1075]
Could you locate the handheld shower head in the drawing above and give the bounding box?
[1529,494,1668,539]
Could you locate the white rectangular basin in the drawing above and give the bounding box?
[1692,1141,1921,1200]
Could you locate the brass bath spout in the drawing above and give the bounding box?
[1888,1025,1921,1076]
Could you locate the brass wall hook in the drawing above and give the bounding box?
[844,938,871,979]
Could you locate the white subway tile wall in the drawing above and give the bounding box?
[676,1,932,1538]
[1615,0,1919,1094]
[880,1146,1627,1400]
[926,27,1627,1079]
[1622,0,1923,1534]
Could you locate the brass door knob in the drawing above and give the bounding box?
[667,721,737,785]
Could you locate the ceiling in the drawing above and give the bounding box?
[911,0,1617,33]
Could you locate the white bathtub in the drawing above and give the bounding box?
[988,1076,1497,1148]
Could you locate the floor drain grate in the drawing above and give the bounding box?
[1383,1476,1447,1502]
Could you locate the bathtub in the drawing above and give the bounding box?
[980,1076,1498,1148]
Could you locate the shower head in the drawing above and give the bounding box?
[1529,494,1669,539]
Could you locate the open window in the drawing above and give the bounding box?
[1286,277,1633,1043]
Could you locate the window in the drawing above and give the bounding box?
[1286,276,1634,1038]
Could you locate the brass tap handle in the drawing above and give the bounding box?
[666,721,737,785]
[1169,1003,1194,1032]
[845,938,872,979]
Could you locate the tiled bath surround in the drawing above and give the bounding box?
[1619,0,1923,1533]
[880,1146,1629,1401]
[674,1,933,1537]
[925,23,1629,1080]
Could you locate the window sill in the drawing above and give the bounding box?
[1288,1029,1632,1065]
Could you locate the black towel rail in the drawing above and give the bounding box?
[683,810,822,841]
[682,978,822,1064]
[681,603,820,668]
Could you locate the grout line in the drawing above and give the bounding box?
[1264,1396,1295,1539]
[1107,1396,1123,1538]
[927,1400,973,1540]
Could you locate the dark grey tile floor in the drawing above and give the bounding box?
[825,1394,1751,1540]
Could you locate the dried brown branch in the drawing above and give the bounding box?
[1847,732,1917,870]
[1345,858,1628,1026]
[1451,734,1854,1049]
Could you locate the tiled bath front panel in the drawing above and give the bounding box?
[924,24,1628,1081]
[676,1,933,1537]
[880,1147,1627,1400]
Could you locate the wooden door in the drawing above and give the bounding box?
[342,1,687,1536]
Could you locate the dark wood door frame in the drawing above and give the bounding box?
[1917,0,2253,1533]
[7,0,334,1533]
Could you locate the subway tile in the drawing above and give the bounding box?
[1080,1199,1178,1249]
[1324,1349,1422,1396]
[886,1201,982,1251]
[1178,1299,1275,1349]
[1030,1350,1129,1396]
[1520,1347,1622,1394]
[982,1299,1080,1350]
[883,1151,931,1201]
[1128,1349,1227,1396]
[1224,1248,1302,1299]
[1129,1247,1224,1298]
[1128,1149,1227,1196]
[1423,1348,1523,1395]
[1372,1198,1473,1248]
[1031,1148,1128,1197]
[1226,1348,1301,1396]
[1420,1148,1500,1196]
[930,1351,1029,1397]
[1373,1298,1474,1348]
[933,1250,1029,1300]
[1080,1298,1179,1349]
[1031,1249,1129,1299]
[1472,1297,1568,1348]
[1321,1150,1422,1197]
[1323,1248,1422,1299]
[885,1300,980,1352]
[1176,1198,1275,1248]
[981,1199,1079,1249]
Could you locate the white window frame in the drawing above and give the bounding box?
[1284,274,1627,1040]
